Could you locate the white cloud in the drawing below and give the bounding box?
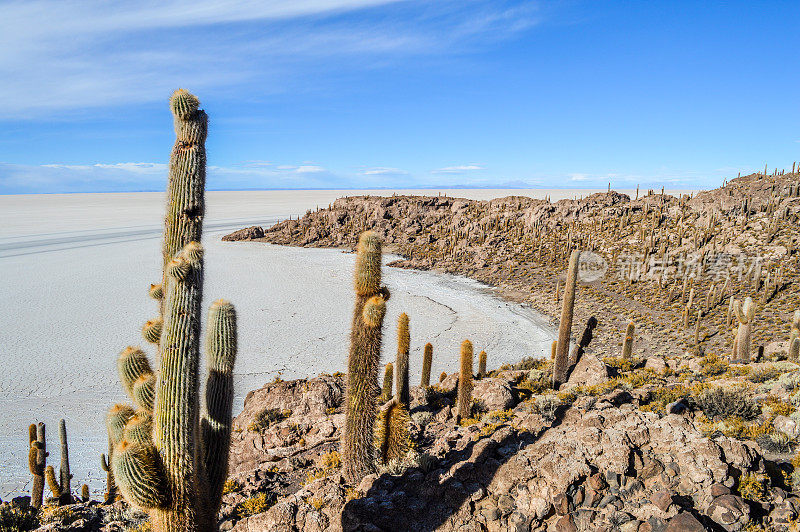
[362,167,408,175]
[433,164,484,174]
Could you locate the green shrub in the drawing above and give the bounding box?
[0,503,38,532]
[248,408,291,432]
[696,386,760,421]
[748,366,782,384]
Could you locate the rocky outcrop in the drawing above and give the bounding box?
[217,372,799,532]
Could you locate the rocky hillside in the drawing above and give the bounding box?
[218,353,800,531]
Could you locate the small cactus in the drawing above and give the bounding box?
[380,363,394,403]
[81,484,90,502]
[553,251,579,387]
[478,350,487,378]
[420,343,433,387]
[622,322,635,359]
[439,371,447,383]
[395,313,410,409]
[733,297,756,363]
[456,340,474,422]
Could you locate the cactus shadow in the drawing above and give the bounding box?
[341,406,568,531]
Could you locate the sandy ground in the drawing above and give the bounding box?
[0,190,570,499]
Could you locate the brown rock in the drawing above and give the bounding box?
[650,491,673,512]
[664,512,705,532]
[565,355,609,388]
[706,494,750,531]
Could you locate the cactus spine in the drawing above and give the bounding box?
[29,422,45,508]
[105,91,239,531]
[622,322,635,359]
[733,297,756,363]
[553,250,579,387]
[380,363,394,403]
[456,340,474,422]
[478,350,487,378]
[420,343,433,387]
[342,231,389,483]
[395,313,410,409]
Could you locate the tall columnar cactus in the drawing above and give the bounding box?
[101,444,116,503]
[28,422,45,508]
[456,340,474,422]
[380,363,394,403]
[105,90,239,532]
[622,322,635,359]
[478,350,487,378]
[553,250,579,387]
[342,231,389,483]
[395,313,410,409]
[733,297,756,363]
[374,398,410,465]
[55,419,72,504]
[420,343,433,387]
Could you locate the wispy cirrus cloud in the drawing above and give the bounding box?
[361,167,409,175]
[433,164,485,174]
[0,0,542,119]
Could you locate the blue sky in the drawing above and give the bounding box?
[1,0,798,193]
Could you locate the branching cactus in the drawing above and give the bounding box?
[622,322,635,359]
[420,343,433,387]
[395,313,410,409]
[103,90,239,531]
[733,297,756,363]
[553,251,579,387]
[343,231,390,483]
[28,422,46,508]
[380,363,394,403]
[456,340,474,422]
[374,398,410,465]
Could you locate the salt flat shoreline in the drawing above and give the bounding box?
[0,190,566,499]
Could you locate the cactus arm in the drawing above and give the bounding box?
[734,299,746,324]
[380,363,394,403]
[107,404,136,446]
[132,374,156,412]
[200,299,238,513]
[142,319,164,344]
[118,347,153,399]
[112,441,169,510]
[45,465,63,499]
